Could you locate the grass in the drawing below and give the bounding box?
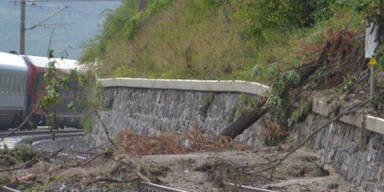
[81,0,367,84]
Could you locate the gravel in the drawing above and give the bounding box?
[33,137,88,152]
[32,136,100,161]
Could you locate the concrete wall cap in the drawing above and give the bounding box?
[99,78,271,96]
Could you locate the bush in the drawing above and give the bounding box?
[236,0,334,42]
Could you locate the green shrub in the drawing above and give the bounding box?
[236,0,334,43]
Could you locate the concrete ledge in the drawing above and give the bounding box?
[99,78,271,97]
[99,78,384,136]
[366,115,384,135]
[312,98,384,135]
[312,98,364,128]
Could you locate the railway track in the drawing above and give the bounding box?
[0,128,82,137]
[0,128,84,149]
[139,182,278,192]
[17,131,84,146]
[140,183,190,192]
[2,182,278,192]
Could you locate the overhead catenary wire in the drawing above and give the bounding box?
[26,5,68,30]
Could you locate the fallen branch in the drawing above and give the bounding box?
[220,55,326,139]
[89,104,118,150]
[43,147,64,161]
[87,177,138,186]
[253,99,370,175]
[135,168,152,183]
[2,186,21,192]
[224,182,278,192]
[81,152,103,167]
[0,147,63,172]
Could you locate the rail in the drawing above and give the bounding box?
[140,183,190,192]
[0,129,82,137]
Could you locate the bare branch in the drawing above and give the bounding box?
[253,99,370,175]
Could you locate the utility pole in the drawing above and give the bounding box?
[365,22,379,100]
[20,0,26,54]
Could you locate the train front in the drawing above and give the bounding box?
[0,52,28,129]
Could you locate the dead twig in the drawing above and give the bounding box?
[107,157,152,183]
[81,152,103,167]
[44,147,64,160]
[135,168,152,183]
[89,104,118,150]
[86,177,139,186]
[2,186,21,192]
[253,99,370,175]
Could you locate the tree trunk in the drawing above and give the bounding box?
[138,0,147,11]
[220,110,267,139]
[220,98,266,139]
[220,60,323,139]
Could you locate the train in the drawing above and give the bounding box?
[0,51,84,129]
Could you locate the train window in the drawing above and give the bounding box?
[1,74,5,93]
[0,73,4,93]
[20,77,25,93]
[2,74,5,93]
[16,77,20,93]
[9,75,13,93]
[23,77,26,92]
[5,75,9,93]
[16,76,20,93]
[5,75,10,93]
[12,76,16,93]
[20,77,24,93]
[14,77,18,93]
[8,75,12,93]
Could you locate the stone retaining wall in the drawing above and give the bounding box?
[90,86,266,147]
[294,114,384,191]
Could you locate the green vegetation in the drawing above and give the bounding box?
[0,145,37,166]
[81,0,371,83]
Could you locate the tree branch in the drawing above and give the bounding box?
[253,99,370,175]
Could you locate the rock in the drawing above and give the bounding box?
[305,166,329,177]
[18,173,36,182]
[59,183,66,191]
[327,183,339,189]
[376,72,384,84]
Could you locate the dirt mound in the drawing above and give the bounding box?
[117,130,186,155]
[299,28,365,90]
[117,129,247,156]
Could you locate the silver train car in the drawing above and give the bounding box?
[0,52,28,128]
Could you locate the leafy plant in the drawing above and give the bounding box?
[236,0,334,42]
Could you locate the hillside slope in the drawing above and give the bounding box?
[82,0,369,82]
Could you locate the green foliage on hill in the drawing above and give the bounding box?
[81,0,370,82]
